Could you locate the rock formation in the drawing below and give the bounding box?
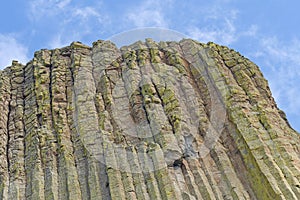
[0,39,299,200]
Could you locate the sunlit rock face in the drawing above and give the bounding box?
[0,39,299,200]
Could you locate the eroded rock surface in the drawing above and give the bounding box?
[0,39,299,200]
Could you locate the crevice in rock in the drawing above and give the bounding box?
[151,79,175,135]
[1,39,299,200]
[227,115,281,199]
[178,42,211,118]
[219,121,258,200]
[6,69,12,185]
[91,49,113,200]
[138,84,156,143]
[68,48,92,199]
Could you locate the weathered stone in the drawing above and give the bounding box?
[0,39,299,200]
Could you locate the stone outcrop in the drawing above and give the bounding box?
[0,39,299,200]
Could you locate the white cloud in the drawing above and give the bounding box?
[187,22,236,45]
[48,33,69,49]
[29,0,72,20]
[29,0,105,22]
[187,23,257,48]
[186,3,257,46]
[128,10,167,27]
[186,7,236,45]
[71,6,109,27]
[73,7,101,20]
[241,25,258,37]
[261,37,300,73]
[256,36,300,114]
[28,0,108,48]
[126,0,170,27]
[57,0,72,9]
[0,34,29,69]
[28,0,106,26]
[203,4,238,21]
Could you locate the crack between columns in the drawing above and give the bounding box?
[6,69,12,181]
[22,64,27,192]
[90,49,112,200]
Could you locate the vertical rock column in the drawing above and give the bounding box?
[0,38,299,200]
[33,49,59,200]
[23,59,45,200]
[50,48,81,200]
[71,42,105,199]
[7,61,26,200]
[0,68,12,200]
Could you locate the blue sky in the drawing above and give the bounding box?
[0,0,299,132]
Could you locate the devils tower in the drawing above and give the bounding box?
[0,39,299,200]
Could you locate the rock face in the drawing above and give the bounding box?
[0,39,299,200]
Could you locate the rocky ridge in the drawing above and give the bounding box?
[0,39,299,200]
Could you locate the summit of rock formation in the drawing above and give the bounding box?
[0,39,299,200]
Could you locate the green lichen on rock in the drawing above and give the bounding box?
[0,38,299,200]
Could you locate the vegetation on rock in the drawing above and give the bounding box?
[0,39,299,200]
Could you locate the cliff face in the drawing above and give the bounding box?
[0,39,299,200]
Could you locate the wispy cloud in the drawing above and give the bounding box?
[29,0,105,23]
[57,0,72,9]
[187,22,236,45]
[186,3,257,45]
[73,6,101,21]
[126,0,170,27]
[188,24,258,46]
[28,0,108,48]
[261,37,300,73]
[0,34,29,68]
[29,0,72,20]
[71,6,110,28]
[255,36,300,114]
[48,33,69,49]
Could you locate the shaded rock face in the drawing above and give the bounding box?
[0,38,299,200]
